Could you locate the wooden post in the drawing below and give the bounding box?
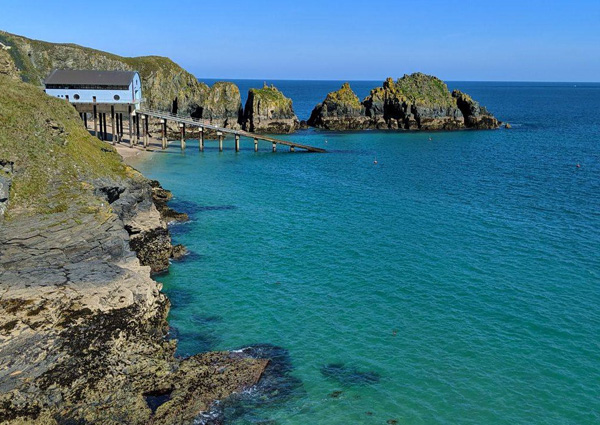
[83,113,87,129]
[218,132,223,152]
[235,134,240,152]
[161,119,167,149]
[128,106,133,147]
[93,101,98,138]
[111,106,116,145]
[199,127,204,152]
[254,138,258,152]
[180,123,186,150]
[272,142,277,152]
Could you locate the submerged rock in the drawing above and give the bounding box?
[243,84,299,133]
[320,363,380,385]
[308,73,500,131]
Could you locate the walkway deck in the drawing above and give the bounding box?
[136,108,326,153]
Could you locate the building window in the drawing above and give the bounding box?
[74,94,80,100]
[114,94,120,101]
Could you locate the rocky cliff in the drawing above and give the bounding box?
[0,75,268,424]
[309,73,500,131]
[243,84,299,133]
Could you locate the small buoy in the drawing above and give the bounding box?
[576,164,581,168]
[428,137,432,141]
[373,160,378,165]
[325,140,328,144]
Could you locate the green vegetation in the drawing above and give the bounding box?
[373,73,455,107]
[249,84,292,107]
[324,83,362,109]
[0,75,130,218]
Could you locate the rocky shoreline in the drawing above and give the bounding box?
[0,75,268,424]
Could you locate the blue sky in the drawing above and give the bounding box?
[1,0,599,81]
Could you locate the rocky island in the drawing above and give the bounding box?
[0,74,268,423]
[308,73,500,131]
[243,84,300,133]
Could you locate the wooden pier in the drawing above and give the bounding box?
[130,108,326,153]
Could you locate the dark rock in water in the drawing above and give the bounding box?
[387,419,398,425]
[149,180,189,223]
[243,84,299,133]
[202,344,305,425]
[452,89,500,129]
[171,244,187,259]
[308,73,500,131]
[320,363,380,385]
[329,390,343,398]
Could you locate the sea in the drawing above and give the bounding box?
[130,80,600,425]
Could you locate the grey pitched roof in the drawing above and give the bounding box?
[44,69,137,86]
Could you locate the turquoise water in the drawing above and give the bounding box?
[132,82,600,424]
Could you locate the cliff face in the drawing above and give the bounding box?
[309,73,500,131]
[0,75,267,424]
[0,30,210,116]
[307,82,370,130]
[243,84,299,133]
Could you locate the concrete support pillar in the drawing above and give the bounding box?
[254,138,258,152]
[199,128,204,152]
[103,114,108,141]
[83,113,87,129]
[93,102,98,138]
[128,106,133,147]
[144,115,149,149]
[141,115,147,149]
[161,119,167,149]
[272,142,277,152]
[218,132,223,152]
[235,134,240,152]
[290,146,295,152]
[180,123,186,150]
[135,114,140,145]
[110,106,116,145]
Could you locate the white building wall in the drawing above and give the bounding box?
[45,86,134,104]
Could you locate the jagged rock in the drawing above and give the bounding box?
[308,73,500,131]
[202,82,243,129]
[452,90,500,129]
[307,82,370,130]
[505,123,512,129]
[243,84,299,133]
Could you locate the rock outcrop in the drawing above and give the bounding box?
[307,82,370,130]
[201,81,243,130]
[451,89,500,129]
[308,73,500,131]
[0,75,267,424]
[243,84,299,133]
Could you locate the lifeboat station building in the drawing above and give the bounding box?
[44,69,143,142]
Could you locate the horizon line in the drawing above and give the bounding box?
[195,77,600,84]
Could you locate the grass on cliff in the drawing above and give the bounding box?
[0,75,129,218]
[371,73,455,107]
